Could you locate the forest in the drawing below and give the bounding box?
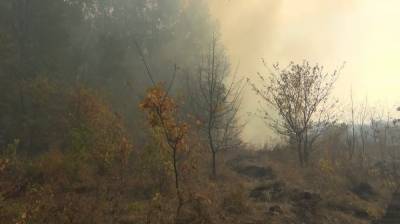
[0,1,399,224]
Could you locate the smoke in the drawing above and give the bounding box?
[207,0,400,145]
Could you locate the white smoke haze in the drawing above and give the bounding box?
[207,0,400,145]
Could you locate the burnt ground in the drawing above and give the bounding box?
[225,153,392,224]
[377,191,400,224]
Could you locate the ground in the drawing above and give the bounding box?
[212,149,394,224]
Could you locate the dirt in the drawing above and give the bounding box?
[249,181,285,201]
[235,165,276,179]
[225,152,392,224]
[377,191,400,224]
[352,182,376,200]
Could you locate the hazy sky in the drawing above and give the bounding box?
[207,0,400,144]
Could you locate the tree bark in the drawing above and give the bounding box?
[172,147,181,204]
[303,130,309,166]
[212,151,217,178]
[297,138,304,167]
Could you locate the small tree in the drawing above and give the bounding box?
[187,35,244,177]
[251,61,340,166]
[140,83,188,214]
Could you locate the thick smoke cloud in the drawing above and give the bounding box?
[208,0,400,145]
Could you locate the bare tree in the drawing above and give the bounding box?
[383,111,392,161]
[346,87,357,160]
[187,35,244,177]
[369,107,385,161]
[250,61,340,166]
[358,97,369,166]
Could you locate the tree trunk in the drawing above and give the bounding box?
[212,151,217,178]
[171,147,182,205]
[208,128,217,178]
[172,147,183,223]
[303,130,309,166]
[297,139,304,167]
[304,146,309,166]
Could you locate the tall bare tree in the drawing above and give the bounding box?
[346,87,357,160]
[187,35,244,177]
[358,97,369,166]
[251,61,340,166]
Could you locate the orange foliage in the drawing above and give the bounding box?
[140,83,188,151]
[69,86,132,167]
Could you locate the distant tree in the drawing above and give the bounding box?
[251,61,340,166]
[187,35,244,177]
[358,98,369,166]
[369,107,386,161]
[383,111,392,160]
[0,0,217,154]
[319,123,347,164]
[68,86,133,170]
[345,87,357,160]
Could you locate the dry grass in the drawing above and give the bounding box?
[0,144,394,224]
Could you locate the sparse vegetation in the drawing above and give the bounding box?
[250,61,340,166]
